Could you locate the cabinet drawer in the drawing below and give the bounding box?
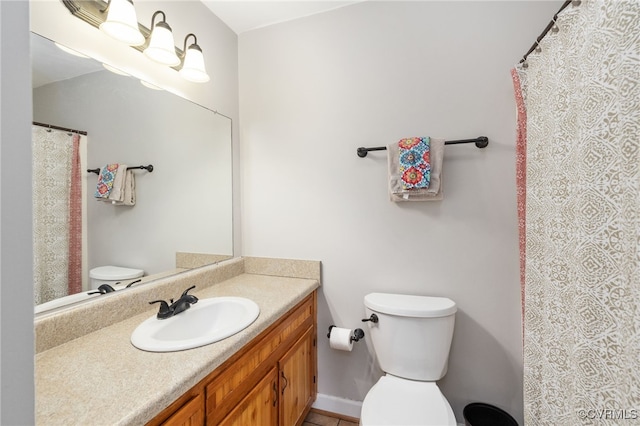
[205,294,314,424]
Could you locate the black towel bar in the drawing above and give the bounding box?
[357,136,489,158]
[87,165,154,175]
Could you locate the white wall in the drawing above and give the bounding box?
[1,1,35,423]
[239,2,562,423]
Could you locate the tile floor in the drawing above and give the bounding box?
[304,410,359,426]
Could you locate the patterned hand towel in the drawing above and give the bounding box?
[388,137,445,202]
[94,164,119,198]
[399,137,431,189]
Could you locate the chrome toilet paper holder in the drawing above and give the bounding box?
[327,325,365,343]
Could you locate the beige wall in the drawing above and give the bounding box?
[238,2,562,423]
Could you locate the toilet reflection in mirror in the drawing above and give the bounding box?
[31,33,233,312]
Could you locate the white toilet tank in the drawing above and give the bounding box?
[89,266,144,290]
[364,292,456,381]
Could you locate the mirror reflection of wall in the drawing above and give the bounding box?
[32,33,233,306]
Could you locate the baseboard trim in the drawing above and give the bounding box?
[310,408,360,424]
[312,393,362,421]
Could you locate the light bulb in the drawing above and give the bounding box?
[180,44,210,83]
[99,0,145,46]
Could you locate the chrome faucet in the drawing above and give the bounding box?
[149,285,199,319]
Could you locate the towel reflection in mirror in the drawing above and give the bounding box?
[95,164,136,206]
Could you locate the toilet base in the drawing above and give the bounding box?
[360,375,456,426]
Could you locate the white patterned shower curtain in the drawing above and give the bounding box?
[32,126,87,304]
[514,1,640,424]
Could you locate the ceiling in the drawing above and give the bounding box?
[201,1,362,34]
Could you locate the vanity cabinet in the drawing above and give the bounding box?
[218,368,278,426]
[160,393,205,426]
[279,327,315,426]
[149,291,317,426]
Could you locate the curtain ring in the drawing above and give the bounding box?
[551,17,560,33]
[535,41,542,53]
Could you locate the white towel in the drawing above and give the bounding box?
[388,138,445,202]
[107,164,127,202]
[118,170,136,206]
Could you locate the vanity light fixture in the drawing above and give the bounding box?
[144,11,180,66]
[99,0,145,46]
[102,63,130,76]
[55,42,90,58]
[179,34,210,83]
[62,0,211,84]
[140,80,163,91]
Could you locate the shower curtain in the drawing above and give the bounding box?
[32,126,86,304]
[514,1,640,424]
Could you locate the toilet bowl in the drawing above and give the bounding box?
[360,375,456,426]
[360,293,457,426]
[89,265,144,290]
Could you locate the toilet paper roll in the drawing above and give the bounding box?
[329,327,354,352]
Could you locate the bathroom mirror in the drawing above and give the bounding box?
[31,32,233,313]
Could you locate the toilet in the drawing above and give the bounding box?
[360,292,457,426]
[89,265,144,290]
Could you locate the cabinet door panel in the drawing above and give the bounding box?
[218,367,278,426]
[279,327,314,426]
[161,393,204,426]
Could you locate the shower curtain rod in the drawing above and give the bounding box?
[519,0,574,64]
[33,121,88,136]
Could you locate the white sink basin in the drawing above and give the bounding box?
[131,297,260,352]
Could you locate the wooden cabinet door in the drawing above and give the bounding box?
[161,393,204,426]
[218,367,278,426]
[279,327,314,426]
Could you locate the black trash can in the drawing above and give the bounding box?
[463,403,518,426]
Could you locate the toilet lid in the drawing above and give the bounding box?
[90,266,144,280]
[364,293,456,318]
[361,375,457,426]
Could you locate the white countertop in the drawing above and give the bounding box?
[35,273,318,425]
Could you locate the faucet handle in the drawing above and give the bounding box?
[180,285,199,305]
[181,285,197,297]
[149,300,172,319]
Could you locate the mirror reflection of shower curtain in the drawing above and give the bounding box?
[32,125,87,304]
